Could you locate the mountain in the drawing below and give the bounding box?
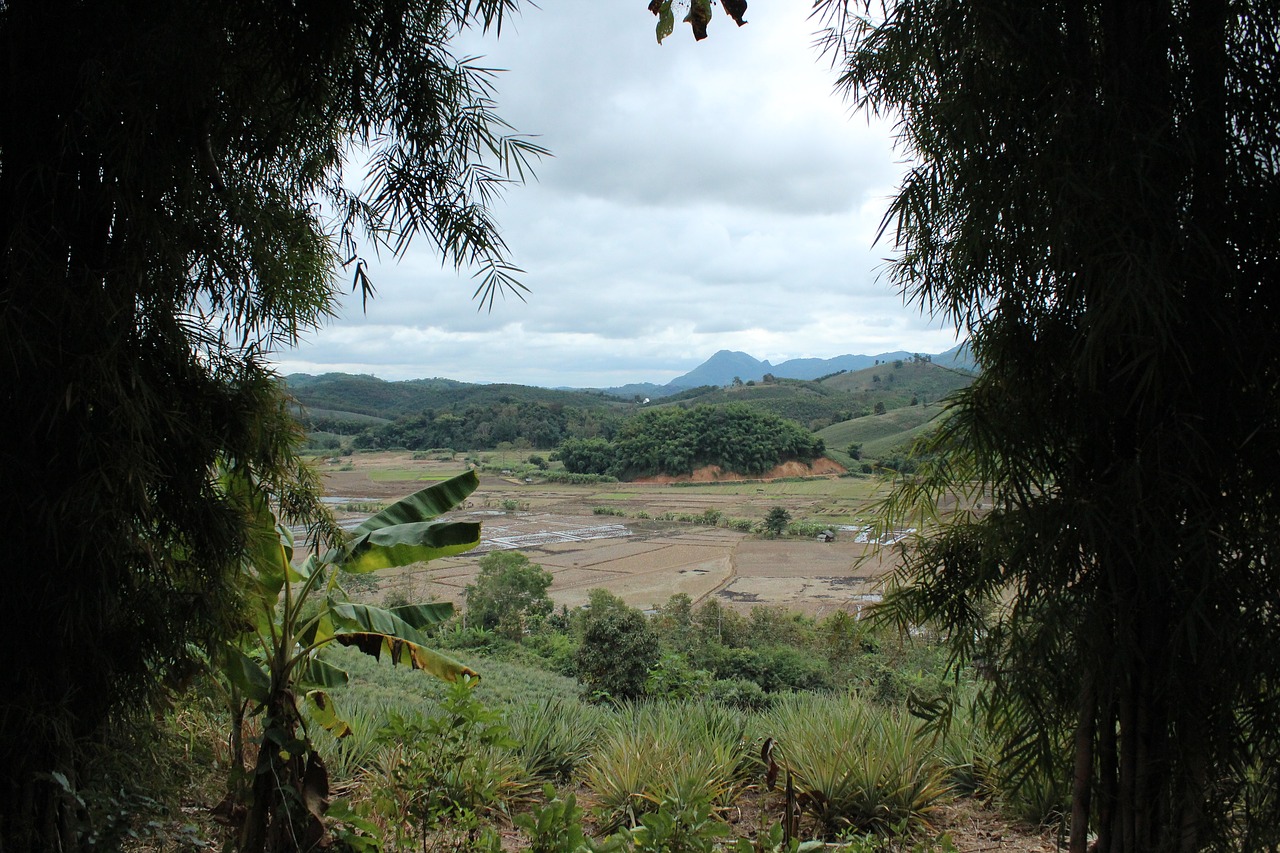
[671,350,774,388]
[601,342,974,398]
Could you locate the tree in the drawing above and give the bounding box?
[809,1,1280,851]
[763,507,791,538]
[221,471,483,852]
[464,551,555,640]
[575,589,659,701]
[0,1,539,847]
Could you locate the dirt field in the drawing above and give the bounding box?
[320,452,902,615]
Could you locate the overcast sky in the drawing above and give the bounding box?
[269,1,959,389]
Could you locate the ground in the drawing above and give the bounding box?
[305,452,1055,853]
[321,453,898,615]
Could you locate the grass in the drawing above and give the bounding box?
[368,469,467,482]
[817,404,950,460]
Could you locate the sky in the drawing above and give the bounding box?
[269,1,959,389]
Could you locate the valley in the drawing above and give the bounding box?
[321,452,902,616]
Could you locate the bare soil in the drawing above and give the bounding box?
[320,454,893,615]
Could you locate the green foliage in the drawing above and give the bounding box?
[1,0,544,845]
[763,507,792,538]
[220,471,484,851]
[575,591,660,702]
[628,796,731,853]
[824,0,1280,847]
[465,552,554,641]
[560,438,619,476]
[515,785,618,853]
[508,699,606,783]
[374,678,532,849]
[561,405,824,480]
[765,694,950,838]
[584,703,751,832]
[645,653,714,701]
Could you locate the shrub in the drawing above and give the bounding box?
[705,678,771,711]
[576,591,658,701]
[464,551,554,641]
[763,507,791,538]
[584,703,750,831]
[507,698,604,783]
[764,693,950,838]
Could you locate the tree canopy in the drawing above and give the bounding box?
[0,0,538,847]
[559,404,824,479]
[805,1,1280,851]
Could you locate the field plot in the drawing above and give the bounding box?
[323,453,903,616]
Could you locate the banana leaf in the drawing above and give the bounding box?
[342,519,481,574]
[329,602,477,681]
[352,470,479,534]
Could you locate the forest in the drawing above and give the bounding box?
[557,404,825,479]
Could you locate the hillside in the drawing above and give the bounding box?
[601,342,975,397]
[817,402,950,461]
[651,362,972,431]
[285,373,628,420]
[819,359,972,404]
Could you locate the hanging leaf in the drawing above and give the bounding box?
[386,601,457,630]
[684,0,713,40]
[654,0,674,43]
[720,0,747,27]
[221,644,271,705]
[298,655,350,690]
[305,691,352,739]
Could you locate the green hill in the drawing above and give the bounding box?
[817,402,951,462]
[284,373,628,419]
[819,359,973,403]
[647,362,972,432]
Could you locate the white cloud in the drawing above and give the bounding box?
[271,1,952,387]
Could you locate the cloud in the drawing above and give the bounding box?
[272,1,951,387]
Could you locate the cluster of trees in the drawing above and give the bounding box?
[558,404,824,479]
[351,401,620,451]
[454,553,943,708]
[810,0,1280,850]
[1,0,538,848]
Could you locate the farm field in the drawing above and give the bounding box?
[320,452,903,615]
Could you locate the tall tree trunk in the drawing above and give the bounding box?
[1070,678,1097,853]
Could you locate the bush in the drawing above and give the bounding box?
[584,703,750,831]
[464,552,554,641]
[705,678,770,711]
[507,698,604,783]
[576,591,659,702]
[763,507,791,538]
[764,693,950,838]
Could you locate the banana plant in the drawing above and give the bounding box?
[218,469,484,853]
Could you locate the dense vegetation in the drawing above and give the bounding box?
[558,404,825,479]
[125,564,1010,851]
[289,362,973,444]
[820,0,1280,850]
[1,0,539,848]
[350,400,622,452]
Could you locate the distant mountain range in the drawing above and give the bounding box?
[597,342,974,399]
